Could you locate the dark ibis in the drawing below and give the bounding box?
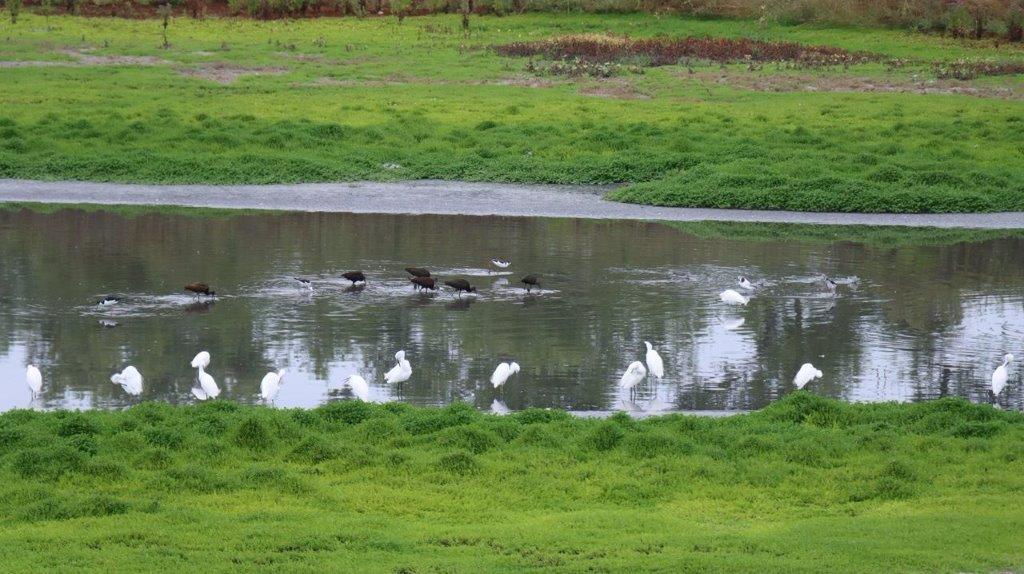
[185,282,215,298]
[343,271,366,285]
[405,267,431,278]
[445,278,476,297]
[411,276,437,291]
[521,274,541,293]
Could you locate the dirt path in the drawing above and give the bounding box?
[1,179,1023,228]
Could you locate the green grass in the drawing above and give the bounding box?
[0,394,1022,571]
[0,13,1022,213]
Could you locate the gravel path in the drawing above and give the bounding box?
[2,179,1023,228]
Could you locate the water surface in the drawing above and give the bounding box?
[1,207,1022,413]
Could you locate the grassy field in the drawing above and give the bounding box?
[0,13,1022,213]
[0,394,1021,571]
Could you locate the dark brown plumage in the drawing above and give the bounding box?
[405,267,431,278]
[410,276,437,291]
[343,271,366,285]
[444,278,476,296]
[185,282,215,297]
[521,274,541,293]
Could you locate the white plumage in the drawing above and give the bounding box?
[385,350,412,384]
[490,361,521,388]
[26,365,42,398]
[644,342,664,379]
[111,366,143,396]
[491,259,511,269]
[192,366,220,400]
[190,351,210,369]
[260,368,287,402]
[793,363,823,390]
[345,374,370,401]
[738,277,754,290]
[720,289,750,306]
[992,354,1013,396]
[619,361,647,391]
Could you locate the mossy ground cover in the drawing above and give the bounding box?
[0,394,1022,571]
[0,13,1022,213]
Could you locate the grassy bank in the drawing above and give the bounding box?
[0,394,1022,571]
[0,14,1022,213]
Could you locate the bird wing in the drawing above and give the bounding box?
[260,373,277,398]
[491,363,509,387]
[384,363,402,383]
[646,351,664,378]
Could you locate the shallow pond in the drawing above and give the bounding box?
[1,206,1022,414]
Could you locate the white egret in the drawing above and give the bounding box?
[192,366,220,401]
[644,342,664,379]
[260,368,287,403]
[111,366,143,396]
[738,277,754,290]
[992,354,1014,396]
[190,351,210,369]
[490,361,521,389]
[26,365,42,398]
[345,374,370,401]
[793,363,823,390]
[385,350,412,385]
[720,289,749,306]
[619,361,647,398]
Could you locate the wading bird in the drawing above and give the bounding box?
[411,276,437,291]
[644,342,664,379]
[260,368,287,403]
[26,365,42,399]
[185,282,215,298]
[794,363,823,390]
[97,296,120,306]
[345,374,370,401]
[738,277,754,290]
[445,278,476,297]
[823,277,838,294]
[294,277,313,290]
[405,267,430,278]
[992,354,1014,396]
[490,361,520,392]
[720,289,750,306]
[385,350,412,385]
[491,259,511,269]
[111,366,143,396]
[343,271,366,285]
[190,351,219,400]
[521,274,540,293]
[619,361,647,399]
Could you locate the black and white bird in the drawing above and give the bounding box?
[738,277,754,291]
[491,259,511,269]
[294,277,314,290]
[97,296,120,306]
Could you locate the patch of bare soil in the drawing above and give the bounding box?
[1,49,169,68]
[177,63,289,84]
[578,78,650,99]
[686,70,1023,99]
